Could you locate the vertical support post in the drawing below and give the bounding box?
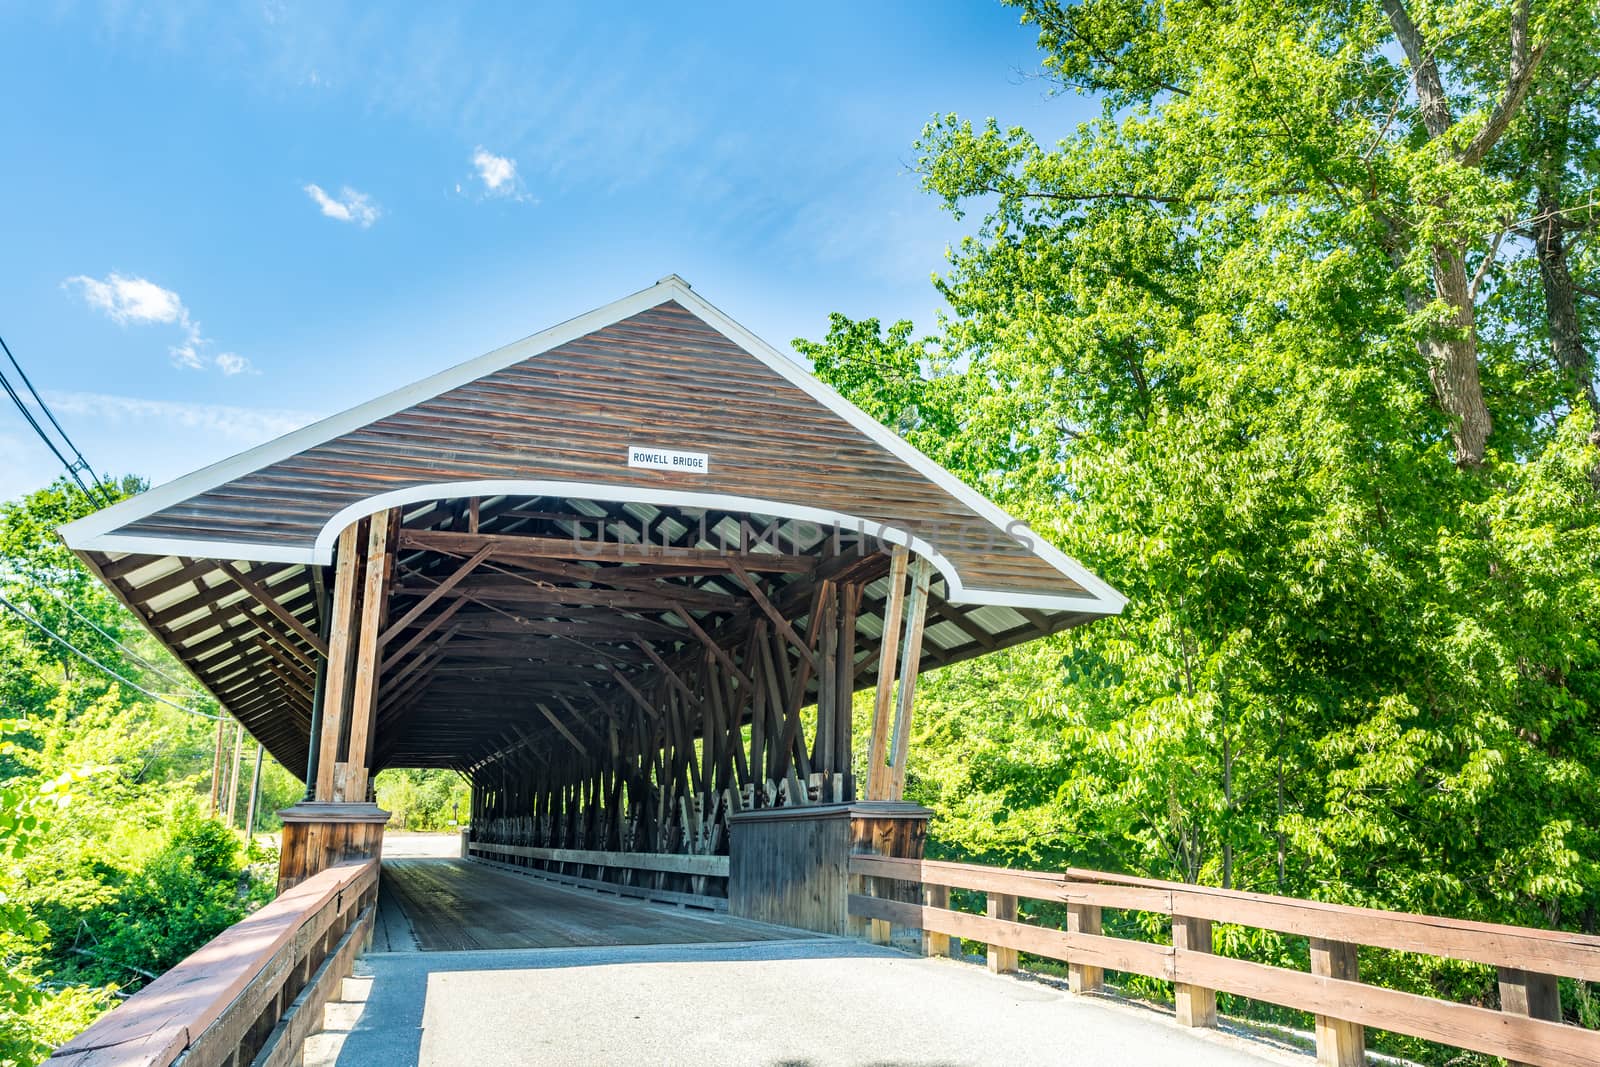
[1496,966,1557,1067]
[886,557,931,801]
[813,585,837,794]
[302,566,331,802]
[834,583,859,799]
[342,509,393,804]
[865,547,908,800]
[923,882,952,957]
[224,722,244,828]
[1173,915,1218,1028]
[986,892,1018,973]
[1067,903,1104,993]
[314,523,363,802]
[243,743,264,839]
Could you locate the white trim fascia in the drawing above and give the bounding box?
[79,479,1119,615]
[81,534,320,566]
[60,275,1125,615]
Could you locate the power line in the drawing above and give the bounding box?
[20,577,204,696]
[0,331,111,506]
[0,591,222,720]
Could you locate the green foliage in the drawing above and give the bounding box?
[83,812,267,982]
[0,480,284,1057]
[805,3,1599,1059]
[376,768,470,831]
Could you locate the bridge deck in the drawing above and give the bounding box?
[376,857,807,952]
[336,851,1305,1066]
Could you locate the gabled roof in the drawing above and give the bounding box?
[61,275,1123,614]
[57,277,1125,773]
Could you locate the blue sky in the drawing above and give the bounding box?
[0,2,1094,501]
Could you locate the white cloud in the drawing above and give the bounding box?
[472,147,517,192]
[64,272,186,326]
[214,352,249,376]
[65,272,252,375]
[303,183,380,226]
[44,391,317,444]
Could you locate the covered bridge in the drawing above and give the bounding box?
[59,274,1123,892]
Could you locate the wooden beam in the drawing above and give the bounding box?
[314,523,362,802]
[609,667,661,722]
[928,590,997,651]
[343,510,393,803]
[726,560,816,668]
[866,546,909,800]
[886,556,931,801]
[390,581,735,614]
[671,607,756,692]
[378,624,461,701]
[218,561,329,656]
[378,544,493,646]
[398,528,815,572]
[537,703,589,758]
[379,597,466,673]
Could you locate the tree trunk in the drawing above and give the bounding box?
[1533,185,1597,417]
[1428,248,1493,467]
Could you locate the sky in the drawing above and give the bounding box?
[0,1,1096,502]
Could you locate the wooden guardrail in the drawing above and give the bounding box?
[848,855,1600,1067]
[52,859,379,1067]
[467,841,729,909]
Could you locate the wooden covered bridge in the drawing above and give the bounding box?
[50,278,1600,1066]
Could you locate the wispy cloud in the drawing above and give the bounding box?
[63,272,252,375]
[43,391,318,444]
[303,183,380,226]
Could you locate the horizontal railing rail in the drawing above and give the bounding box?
[847,855,1600,1067]
[52,859,379,1067]
[467,840,728,909]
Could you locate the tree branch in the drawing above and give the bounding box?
[1382,0,1453,138]
[1460,0,1547,166]
[1468,225,1509,301]
[980,184,1309,207]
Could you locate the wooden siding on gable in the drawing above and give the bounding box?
[113,302,1088,604]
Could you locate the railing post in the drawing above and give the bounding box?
[1067,902,1104,993]
[1310,938,1365,1066]
[1497,966,1560,1067]
[987,892,1019,973]
[1172,915,1217,1028]
[923,883,951,957]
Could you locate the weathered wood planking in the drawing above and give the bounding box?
[277,803,389,893]
[727,802,930,937]
[379,858,799,951]
[111,301,1087,602]
[845,856,1600,1067]
[468,841,728,878]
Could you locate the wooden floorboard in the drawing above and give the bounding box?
[378,858,810,952]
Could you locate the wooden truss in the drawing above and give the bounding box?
[303,495,941,860]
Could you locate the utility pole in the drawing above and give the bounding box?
[243,743,264,842]
[209,716,226,815]
[224,722,244,828]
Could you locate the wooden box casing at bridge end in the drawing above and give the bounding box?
[727,801,931,941]
[276,802,391,894]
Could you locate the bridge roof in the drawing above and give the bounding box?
[58,276,1124,772]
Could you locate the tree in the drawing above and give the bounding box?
[800,2,1600,1053]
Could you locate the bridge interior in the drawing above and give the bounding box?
[375,855,809,953]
